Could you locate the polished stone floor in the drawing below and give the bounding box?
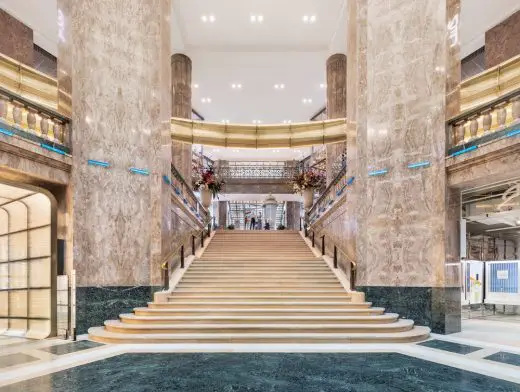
[1,352,519,392]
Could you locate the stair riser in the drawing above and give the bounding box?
[90,334,429,344]
[120,318,397,325]
[169,293,351,297]
[150,303,369,309]
[174,286,344,290]
[105,325,414,334]
[134,310,383,317]
[166,298,352,302]
[177,283,340,287]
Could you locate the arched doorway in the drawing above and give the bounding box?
[0,182,57,339]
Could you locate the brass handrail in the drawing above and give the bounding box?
[161,225,209,270]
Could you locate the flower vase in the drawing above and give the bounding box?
[200,188,212,209]
[303,188,314,210]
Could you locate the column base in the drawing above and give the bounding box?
[356,286,461,334]
[76,286,162,335]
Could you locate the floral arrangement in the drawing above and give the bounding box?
[290,169,325,193]
[193,166,225,198]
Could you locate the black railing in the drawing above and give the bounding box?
[307,229,356,290]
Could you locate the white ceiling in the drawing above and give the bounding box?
[197,145,311,161]
[1,0,520,158]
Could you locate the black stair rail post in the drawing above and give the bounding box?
[312,231,315,247]
[321,235,325,256]
[192,235,196,255]
[163,263,169,289]
[201,230,205,248]
[333,245,338,269]
[180,245,185,269]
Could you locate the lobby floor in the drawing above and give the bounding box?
[0,320,519,391]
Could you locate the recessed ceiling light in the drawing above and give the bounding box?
[302,98,313,104]
[202,14,216,23]
[319,83,326,89]
[231,83,242,90]
[274,83,285,90]
[283,120,292,124]
[250,14,264,23]
[193,83,199,89]
[252,120,262,124]
[201,97,212,103]
[221,119,230,124]
[303,15,316,24]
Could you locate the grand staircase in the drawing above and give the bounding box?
[88,231,430,343]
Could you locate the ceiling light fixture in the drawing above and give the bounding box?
[274,83,285,90]
[221,119,230,124]
[320,83,326,89]
[201,97,212,103]
[201,14,216,23]
[250,14,264,23]
[231,83,243,90]
[302,98,313,104]
[283,120,292,124]
[252,120,262,124]
[303,15,316,24]
[192,83,199,89]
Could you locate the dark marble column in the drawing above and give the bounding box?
[171,53,193,186]
[68,0,172,334]
[285,201,301,230]
[353,0,461,334]
[218,201,228,229]
[485,10,520,68]
[0,9,33,66]
[326,53,347,185]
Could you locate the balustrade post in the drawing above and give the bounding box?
[180,245,185,269]
[312,232,315,247]
[333,246,338,269]
[163,265,169,289]
[513,96,520,121]
[321,235,325,256]
[192,235,195,255]
[201,231,204,248]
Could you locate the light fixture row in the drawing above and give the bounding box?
[201,14,317,24]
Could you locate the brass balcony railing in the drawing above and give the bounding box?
[0,53,71,153]
[171,164,209,224]
[447,55,520,156]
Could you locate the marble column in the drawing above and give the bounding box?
[56,1,72,117]
[218,201,228,229]
[65,0,172,334]
[171,53,193,186]
[286,201,301,230]
[353,0,461,334]
[326,53,347,185]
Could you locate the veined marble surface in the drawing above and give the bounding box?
[69,0,172,287]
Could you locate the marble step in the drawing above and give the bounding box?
[180,276,339,281]
[169,292,350,298]
[134,307,385,316]
[119,313,399,324]
[88,326,431,344]
[177,282,341,287]
[173,287,345,292]
[103,319,415,334]
[183,271,334,276]
[188,265,327,269]
[166,296,352,302]
[150,301,369,309]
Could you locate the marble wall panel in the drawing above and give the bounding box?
[285,201,301,230]
[218,201,227,228]
[485,10,520,69]
[0,9,33,66]
[70,0,172,288]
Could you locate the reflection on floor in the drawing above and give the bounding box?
[1,352,519,392]
[1,318,520,391]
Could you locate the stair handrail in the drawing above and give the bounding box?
[160,221,212,289]
[305,228,357,289]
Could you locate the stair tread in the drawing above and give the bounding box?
[152,301,371,306]
[105,319,414,330]
[135,307,384,313]
[88,326,430,343]
[120,313,398,321]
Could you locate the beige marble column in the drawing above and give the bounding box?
[66,0,172,334]
[353,0,461,334]
[171,53,193,186]
[326,53,347,185]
